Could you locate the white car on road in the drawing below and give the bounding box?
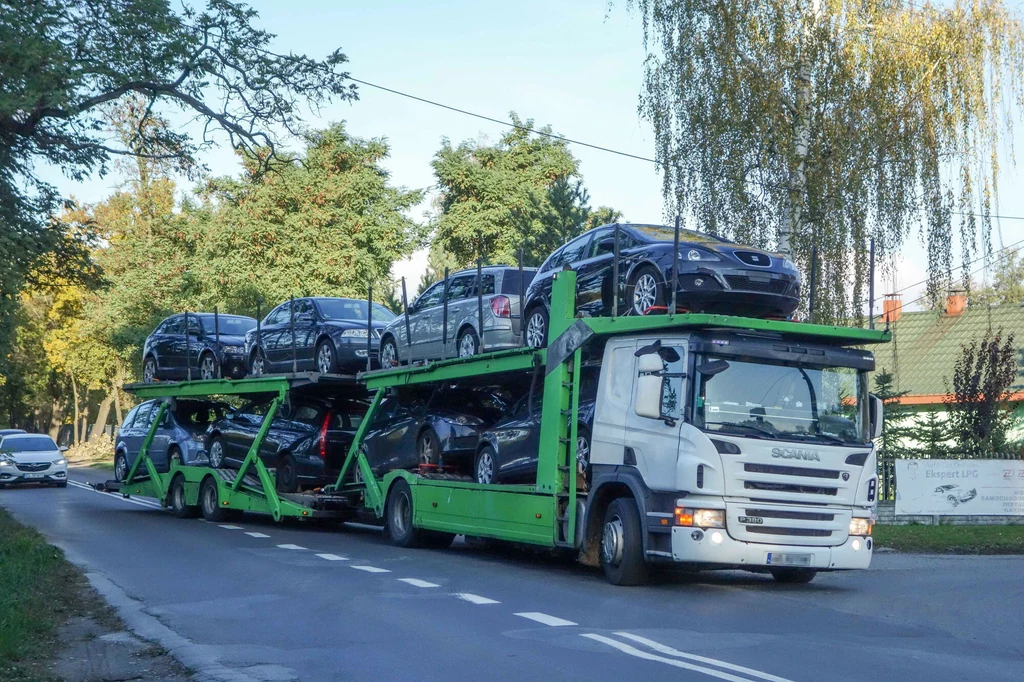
[0,433,68,488]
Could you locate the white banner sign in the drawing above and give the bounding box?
[895,459,1024,515]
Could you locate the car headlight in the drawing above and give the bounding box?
[674,508,725,528]
[686,249,721,262]
[849,518,873,536]
[782,258,798,271]
[222,345,245,354]
[53,458,67,466]
[0,458,11,467]
[340,329,369,338]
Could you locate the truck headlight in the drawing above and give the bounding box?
[675,508,725,528]
[849,518,873,536]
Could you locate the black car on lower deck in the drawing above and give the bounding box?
[522,223,800,347]
[143,313,257,382]
[205,396,369,492]
[245,297,396,376]
[360,383,519,477]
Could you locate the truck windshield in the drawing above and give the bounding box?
[697,358,869,445]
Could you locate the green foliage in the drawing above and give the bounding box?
[626,0,1024,322]
[915,410,952,459]
[416,241,460,297]
[945,328,1019,456]
[971,250,1024,307]
[873,370,914,459]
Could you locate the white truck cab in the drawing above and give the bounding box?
[584,330,882,584]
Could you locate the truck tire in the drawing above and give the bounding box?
[200,477,228,522]
[600,497,649,586]
[386,479,425,548]
[169,474,198,518]
[770,568,817,584]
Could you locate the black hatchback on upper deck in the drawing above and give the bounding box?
[143,313,257,383]
[521,223,801,347]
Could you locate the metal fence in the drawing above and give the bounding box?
[878,452,1024,501]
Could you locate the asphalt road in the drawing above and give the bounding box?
[2,467,1023,682]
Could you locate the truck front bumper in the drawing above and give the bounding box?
[669,526,873,570]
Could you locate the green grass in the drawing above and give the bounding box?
[874,524,1024,554]
[0,507,111,681]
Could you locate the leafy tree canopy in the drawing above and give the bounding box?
[945,328,1020,456]
[626,0,1024,322]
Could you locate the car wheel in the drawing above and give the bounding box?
[948,495,959,507]
[380,336,399,368]
[316,340,337,375]
[600,497,649,586]
[525,307,548,348]
[457,328,480,357]
[169,474,198,518]
[207,437,226,469]
[386,479,424,548]
[114,452,129,482]
[249,349,266,377]
[418,430,440,467]
[198,352,217,380]
[200,476,227,522]
[143,356,157,383]
[576,424,592,488]
[628,266,665,315]
[276,454,299,493]
[770,568,817,584]
[168,446,182,469]
[475,446,496,485]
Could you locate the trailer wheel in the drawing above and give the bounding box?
[770,568,817,584]
[200,477,228,522]
[600,498,649,586]
[169,474,198,518]
[386,479,424,548]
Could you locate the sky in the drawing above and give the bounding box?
[43,0,1024,312]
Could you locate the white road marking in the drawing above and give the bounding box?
[615,632,794,682]
[583,634,788,682]
[456,593,500,605]
[276,544,306,550]
[219,524,242,530]
[245,532,270,538]
[397,578,439,588]
[514,612,577,627]
[351,565,390,573]
[316,553,348,561]
[68,480,161,509]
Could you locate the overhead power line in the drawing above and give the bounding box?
[891,235,1024,296]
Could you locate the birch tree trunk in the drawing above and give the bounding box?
[91,393,114,441]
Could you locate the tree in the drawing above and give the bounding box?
[432,114,615,267]
[971,249,1024,307]
[915,410,952,459]
[873,370,914,459]
[945,329,1019,457]
[0,0,357,360]
[626,0,1024,322]
[416,242,461,297]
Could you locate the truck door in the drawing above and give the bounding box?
[622,340,687,490]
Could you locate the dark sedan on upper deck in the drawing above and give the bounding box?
[521,223,801,347]
[143,313,257,382]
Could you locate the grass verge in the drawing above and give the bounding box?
[874,524,1024,554]
[0,507,115,682]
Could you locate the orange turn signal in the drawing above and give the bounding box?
[674,508,694,526]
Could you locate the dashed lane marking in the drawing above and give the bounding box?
[457,593,500,605]
[245,532,270,538]
[276,544,306,550]
[68,480,161,509]
[219,524,242,530]
[316,553,348,561]
[614,633,793,682]
[397,578,439,588]
[351,565,390,573]
[514,612,577,627]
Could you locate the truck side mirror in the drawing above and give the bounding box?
[635,353,665,420]
[869,394,883,440]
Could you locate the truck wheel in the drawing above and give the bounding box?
[200,477,228,522]
[770,568,817,584]
[169,474,198,518]
[600,498,649,586]
[386,479,424,548]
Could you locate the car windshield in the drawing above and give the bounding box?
[201,316,256,335]
[634,226,727,245]
[1,436,58,452]
[698,358,869,445]
[317,299,396,323]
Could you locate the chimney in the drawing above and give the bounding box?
[882,294,902,323]
[945,290,967,316]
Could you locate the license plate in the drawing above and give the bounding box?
[766,552,811,567]
[738,515,763,524]
[24,473,44,479]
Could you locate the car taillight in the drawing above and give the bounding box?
[490,295,511,318]
[319,411,333,460]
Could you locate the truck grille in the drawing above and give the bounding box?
[744,508,835,522]
[744,463,840,480]
[745,481,837,496]
[727,502,851,547]
[16,462,50,472]
[745,526,833,538]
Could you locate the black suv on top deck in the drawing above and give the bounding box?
[521,223,801,347]
[245,297,396,376]
[143,313,257,383]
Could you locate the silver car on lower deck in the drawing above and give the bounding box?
[379,266,537,365]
